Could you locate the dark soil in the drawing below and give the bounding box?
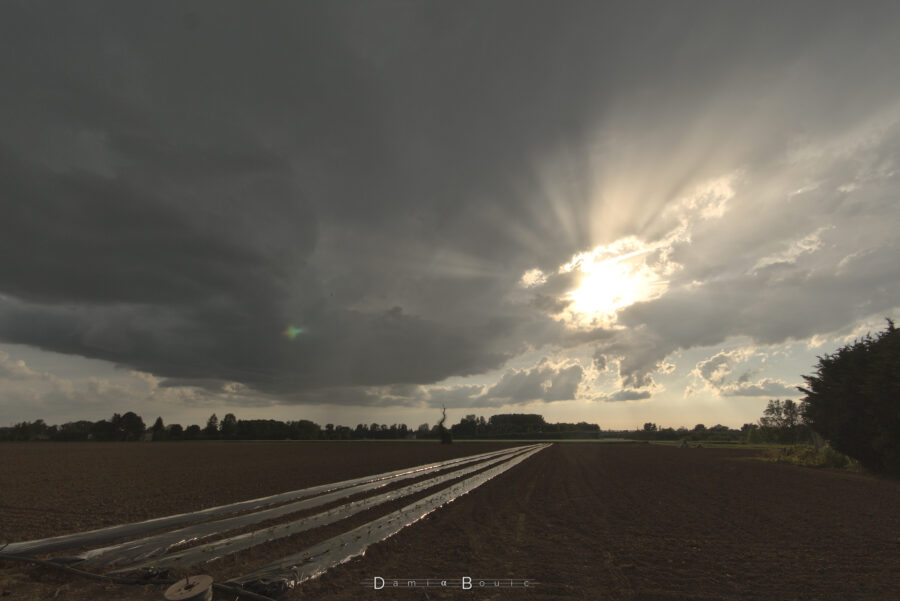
[2,442,899,600]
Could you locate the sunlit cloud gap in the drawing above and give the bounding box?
[513,169,740,330]
[560,248,668,329]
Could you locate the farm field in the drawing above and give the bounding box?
[2,442,899,600]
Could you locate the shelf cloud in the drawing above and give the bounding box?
[1,1,898,426]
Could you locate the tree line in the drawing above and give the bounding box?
[2,321,896,473]
[0,411,605,442]
[0,411,726,443]
[0,413,420,442]
[0,410,744,443]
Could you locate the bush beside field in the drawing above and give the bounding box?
[763,444,859,470]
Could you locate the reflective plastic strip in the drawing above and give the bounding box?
[228,444,549,592]
[83,445,537,569]
[110,445,540,572]
[2,445,524,556]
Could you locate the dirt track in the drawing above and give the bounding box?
[2,442,899,600]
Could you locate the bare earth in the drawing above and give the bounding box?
[1,442,899,600]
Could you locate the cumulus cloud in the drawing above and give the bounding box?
[695,350,750,386]
[0,351,40,380]
[374,358,588,409]
[482,360,584,405]
[691,349,799,398]
[718,378,798,398]
[602,389,653,402]
[520,269,548,288]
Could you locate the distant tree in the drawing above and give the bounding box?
[167,423,184,440]
[782,400,800,430]
[451,415,478,438]
[742,423,764,444]
[488,414,545,436]
[292,419,321,440]
[760,400,787,429]
[11,419,49,441]
[151,416,167,441]
[91,419,116,441]
[204,414,220,439]
[184,424,202,440]
[55,421,93,442]
[109,413,122,439]
[758,399,805,443]
[220,413,238,439]
[235,419,290,440]
[743,423,763,444]
[706,424,732,441]
[799,319,900,474]
[635,422,658,441]
[657,427,679,441]
[113,412,145,441]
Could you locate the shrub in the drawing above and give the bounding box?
[764,444,856,469]
[820,445,850,469]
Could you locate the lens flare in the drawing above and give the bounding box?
[282,325,305,340]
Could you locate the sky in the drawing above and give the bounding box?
[1,1,899,431]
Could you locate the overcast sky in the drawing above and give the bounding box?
[1,1,898,430]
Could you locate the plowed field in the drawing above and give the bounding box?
[2,442,899,600]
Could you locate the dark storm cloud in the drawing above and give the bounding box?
[1,0,899,408]
[0,149,280,306]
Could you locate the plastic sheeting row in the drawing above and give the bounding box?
[107,444,541,573]
[4,444,527,557]
[4,443,549,596]
[229,444,549,596]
